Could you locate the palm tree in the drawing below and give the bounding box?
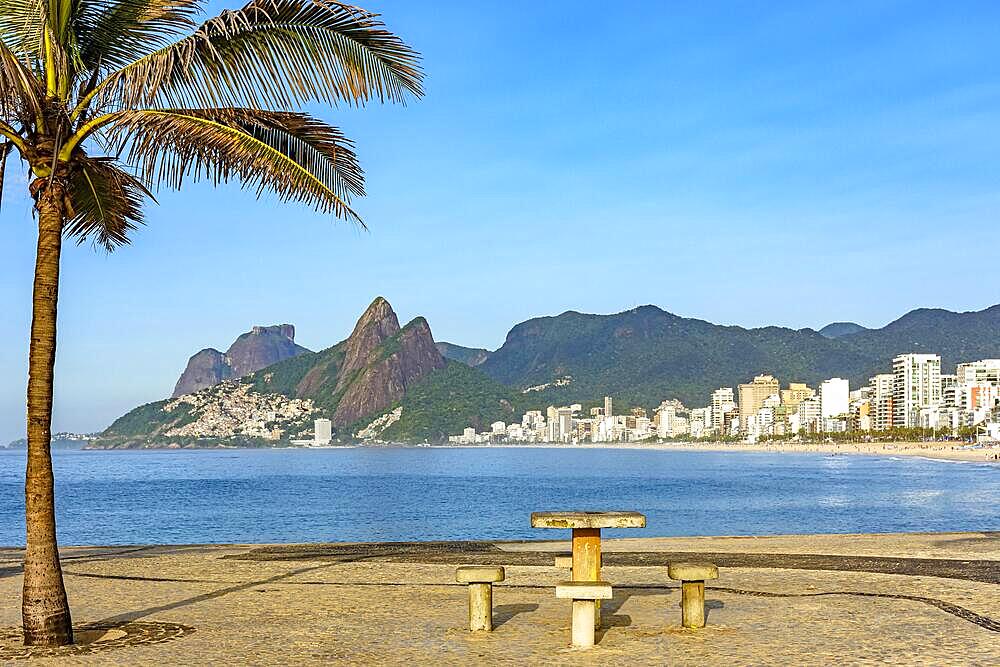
[1,0,421,646]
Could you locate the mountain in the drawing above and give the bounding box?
[476,303,1000,408]
[818,322,868,339]
[478,305,863,408]
[331,299,446,425]
[172,324,310,397]
[839,306,1000,355]
[94,298,448,448]
[93,300,1000,447]
[379,361,522,443]
[436,342,491,367]
[249,297,446,426]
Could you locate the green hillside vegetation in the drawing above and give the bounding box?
[818,322,868,338]
[480,306,866,409]
[103,399,190,437]
[478,304,1000,410]
[436,342,491,366]
[379,361,532,442]
[837,306,1000,366]
[248,341,347,415]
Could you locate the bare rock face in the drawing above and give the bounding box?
[172,324,310,397]
[227,325,306,377]
[337,297,401,383]
[173,349,233,397]
[331,299,445,425]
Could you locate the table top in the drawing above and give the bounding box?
[530,511,646,530]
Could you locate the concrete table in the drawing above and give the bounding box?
[531,511,646,627]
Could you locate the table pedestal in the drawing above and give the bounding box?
[572,527,602,628]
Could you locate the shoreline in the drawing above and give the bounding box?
[435,440,1000,463]
[52,439,1000,463]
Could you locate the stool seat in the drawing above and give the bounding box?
[456,566,505,584]
[668,562,719,581]
[668,561,719,629]
[456,566,505,632]
[555,581,613,600]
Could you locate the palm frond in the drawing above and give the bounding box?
[0,41,45,126]
[0,0,46,60]
[91,0,422,113]
[103,108,364,222]
[75,1,204,74]
[65,157,154,250]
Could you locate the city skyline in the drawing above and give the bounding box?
[448,353,1000,445]
[2,297,999,444]
[3,1,1000,442]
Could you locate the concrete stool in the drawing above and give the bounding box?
[667,562,719,628]
[553,554,573,568]
[555,581,613,648]
[456,566,505,631]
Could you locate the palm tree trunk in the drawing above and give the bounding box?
[22,177,73,646]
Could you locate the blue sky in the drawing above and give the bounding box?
[2,0,999,442]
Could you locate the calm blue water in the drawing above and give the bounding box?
[0,447,997,546]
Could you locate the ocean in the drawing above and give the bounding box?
[0,447,997,546]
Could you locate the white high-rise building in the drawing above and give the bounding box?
[522,410,544,430]
[869,374,895,431]
[690,407,711,439]
[547,420,560,442]
[940,374,958,408]
[893,354,942,428]
[314,418,332,445]
[955,360,1000,416]
[796,397,822,432]
[956,359,1000,386]
[604,396,614,419]
[656,405,676,439]
[819,378,850,419]
[711,388,735,430]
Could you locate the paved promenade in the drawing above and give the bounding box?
[1,532,998,665]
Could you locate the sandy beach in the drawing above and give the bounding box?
[438,440,1000,464]
[624,440,1000,463]
[1,531,997,664]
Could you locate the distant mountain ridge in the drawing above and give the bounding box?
[95,300,1000,446]
[818,322,869,339]
[172,324,310,396]
[95,298,449,448]
[476,303,1000,408]
[436,342,491,367]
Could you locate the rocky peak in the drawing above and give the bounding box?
[331,305,445,426]
[252,324,296,340]
[227,323,307,378]
[172,349,231,397]
[337,297,402,382]
[172,324,311,397]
